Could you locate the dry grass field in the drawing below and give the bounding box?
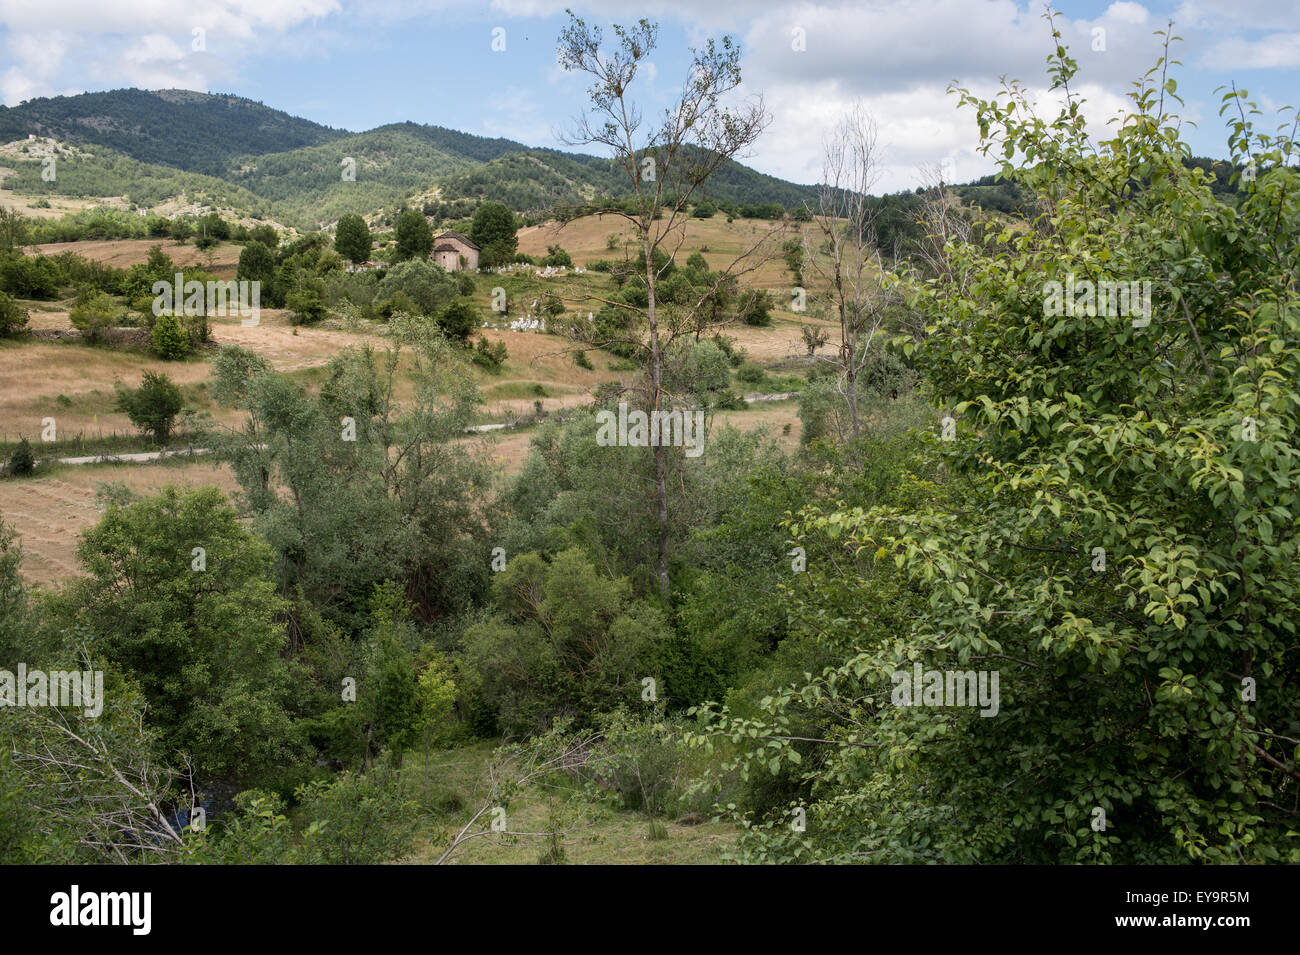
[30,238,243,271]
[517,214,813,291]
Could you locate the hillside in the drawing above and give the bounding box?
[0,89,819,228]
[0,89,347,176]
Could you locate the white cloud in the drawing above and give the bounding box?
[0,0,340,104]
[1174,0,1300,32]
[1201,33,1300,70]
[747,72,1135,192]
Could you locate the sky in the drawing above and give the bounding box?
[1,0,1297,192]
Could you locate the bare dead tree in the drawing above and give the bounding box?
[801,104,895,468]
[913,160,973,300]
[556,12,775,599]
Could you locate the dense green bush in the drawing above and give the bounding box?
[69,289,120,343]
[115,371,184,443]
[151,312,190,359]
[7,439,34,477]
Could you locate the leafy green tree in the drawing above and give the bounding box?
[58,486,308,779]
[209,328,491,628]
[438,299,477,344]
[334,212,372,264]
[69,289,119,343]
[540,244,572,267]
[736,287,773,326]
[6,439,34,476]
[377,259,457,317]
[286,282,327,325]
[115,371,183,443]
[697,23,1300,865]
[0,207,28,252]
[463,548,664,737]
[237,240,277,306]
[0,253,59,299]
[248,223,279,250]
[782,237,804,284]
[468,201,517,267]
[557,13,772,598]
[394,208,434,261]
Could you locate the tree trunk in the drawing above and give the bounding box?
[644,227,671,601]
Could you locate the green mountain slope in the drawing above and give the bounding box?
[439,147,819,212]
[0,89,820,228]
[0,89,347,176]
[2,142,279,220]
[223,123,532,226]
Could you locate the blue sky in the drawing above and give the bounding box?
[2,1,1297,191]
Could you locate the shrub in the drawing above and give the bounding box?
[711,332,746,367]
[151,312,190,360]
[0,291,28,337]
[737,288,773,326]
[588,709,684,816]
[115,371,183,444]
[286,286,327,326]
[294,757,418,865]
[376,258,457,316]
[471,336,508,372]
[574,350,594,370]
[7,439,34,476]
[540,244,573,267]
[438,300,478,344]
[736,361,765,384]
[0,252,60,299]
[69,290,119,343]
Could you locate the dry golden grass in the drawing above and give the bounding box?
[27,238,243,270]
[0,188,111,220]
[518,213,820,291]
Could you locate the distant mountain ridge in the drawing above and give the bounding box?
[0,89,820,228]
[0,89,347,176]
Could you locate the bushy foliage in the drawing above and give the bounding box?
[151,312,190,359]
[115,371,184,443]
[463,548,666,737]
[69,289,120,343]
[0,290,29,337]
[377,258,457,317]
[56,486,308,779]
[695,27,1300,864]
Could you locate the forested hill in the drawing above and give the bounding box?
[0,89,348,176]
[0,89,819,226]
